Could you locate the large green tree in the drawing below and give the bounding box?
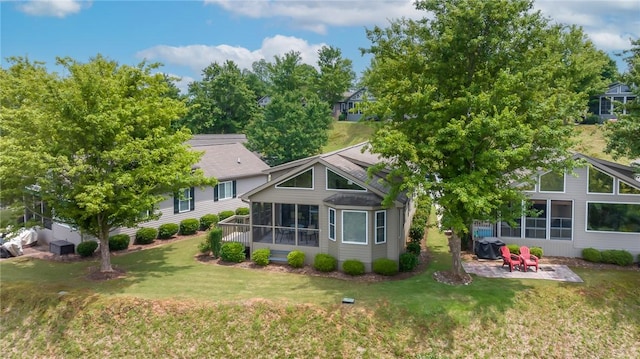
[0,55,214,272]
[363,0,607,279]
[314,46,356,105]
[605,39,640,161]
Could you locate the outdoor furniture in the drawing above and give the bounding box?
[519,246,539,272]
[499,246,521,272]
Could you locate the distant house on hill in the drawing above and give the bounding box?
[333,88,375,122]
[591,83,636,121]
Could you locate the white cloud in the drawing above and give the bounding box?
[136,35,326,75]
[17,0,88,18]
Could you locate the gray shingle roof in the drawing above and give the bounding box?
[195,143,269,180]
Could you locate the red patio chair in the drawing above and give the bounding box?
[519,246,539,272]
[499,246,521,272]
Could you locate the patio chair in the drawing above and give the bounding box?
[499,246,521,272]
[519,246,539,272]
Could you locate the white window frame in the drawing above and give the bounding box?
[217,181,234,201]
[325,168,367,192]
[538,171,566,193]
[585,201,640,234]
[178,188,192,213]
[341,210,368,245]
[587,166,614,195]
[375,210,386,244]
[275,168,314,190]
[328,208,336,241]
[618,179,640,196]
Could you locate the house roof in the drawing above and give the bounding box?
[575,153,640,188]
[195,143,270,181]
[188,134,247,147]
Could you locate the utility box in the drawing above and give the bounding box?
[50,240,75,255]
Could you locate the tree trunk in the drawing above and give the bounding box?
[99,229,114,272]
[448,232,463,277]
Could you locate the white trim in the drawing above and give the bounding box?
[618,179,640,196]
[586,165,614,195]
[375,210,386,244]
[341,210,368,245]
[275,168,314,190]
[325,168,367,192]
[328,208,336,241]
[585,201,640,234]
[538,171,566,193]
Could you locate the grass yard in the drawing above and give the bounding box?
[1,222,639,358]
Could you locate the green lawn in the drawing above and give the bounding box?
[2,223,639,358]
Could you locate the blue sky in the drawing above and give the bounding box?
[2,0,639,93]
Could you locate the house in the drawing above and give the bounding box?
[591,83,636,121]
[475,153,640,258]
[240,142,416,272]
[40,135,270,245]
[333,88,375,122]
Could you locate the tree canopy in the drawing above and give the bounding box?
[0,55,214,272]
[362,0,609,277]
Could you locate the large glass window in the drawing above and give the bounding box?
[587,203,640,233]
[600,96,611,115]
[328,208,336,241]
[276,168,313,189]
[619,181,640,195]
[342,210,367,244]
[550,200,572,240]
[175,188,194,213]
[215,181,235,201]
[375,210,386,244]
[326,169,366,191]
[525,200,547,239]
[539,172,564,192]
[588,166,614,194]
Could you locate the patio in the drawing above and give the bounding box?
[462,260,584,282]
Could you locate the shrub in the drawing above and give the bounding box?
[220,242,246,263]
[342,259,365,276]
[158,223,179,239]
[199,214,219,231]
[406,242,421,256]
[601,249,633,266]
[198,239,211,254]
[135,227,157,245]
[582,248,602,263]
[108,234,130,251]
[287,250,305,268]
[208,228,223,258]
[507,244,520,255]
[77,241,98,257]
[313,253,337,272]
[235,207,249,215]
[218,210,235,221]
[373,258,398,276]
[581,114,601,125]
[399,252,419,272]
[179,218,199,235]
[530,246,543,259]
[409,226,424,243]
[252,248,270,266]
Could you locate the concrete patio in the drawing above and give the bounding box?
[462,260,584,282]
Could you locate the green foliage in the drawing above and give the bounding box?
[530,246,543,259]
[220,242,246,263]
[287,250,306,268]
[208,228,223,258]
[198,239,211,254]
[342,259,365,276]
[313,253,337,272]
[409,226,424,243]
[179,218,199,235]
[134,228,158,245]
[76,241,98,257]
[582,248,602,263]
[315,46,356,105]
[218,210,235,221]
[108,234,130,251]
[399,252,419,272]
[372,258,398,276]
[252,248,271,266]
[235,207,250,215]
[406,242,421,256]
[199,214,219,231]
[601,250,634,266]
[581,114,601,125]
[507,244,520,255]
[158,223,179,239]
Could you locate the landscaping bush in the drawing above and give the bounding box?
[199,214,219,231]
[287,250,305,268]
[342,259,365,276]
[530,246,543,259]
[135,227,157,245]
[601,249,633,266]
[399,252,419,272]
[179,218,199,235]
[406,242,421,256]
[208,228,223,258]
[409,226,424,243]
[220,242,246,263]
[158,223,179,239]
[581,114,601,125]
[582,247,602,263]
[198,239,211,254]
[235,207,249,215]
[313,253,337,272]
[77,241,98,257]
[373,258,398,276]
[218,210,235,221]
[108,234,130,251]
[252,248,270,266]
[507,244,520,255]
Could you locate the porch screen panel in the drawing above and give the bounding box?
[525,200,547,239]
[550,200,572,240]
[252,202,273,243]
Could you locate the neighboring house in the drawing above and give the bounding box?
[592,83,636,121]
[240,142,416,272]
[333,88,375,122]
[475,153,640,258]
[257,96,271,108]
[41,136,270,245]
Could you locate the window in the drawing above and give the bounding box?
[587,202,640,233]
[613,96,624,114]
[600,96,611,115]
[174,187,194,213]
[539,172,564,192]
[375,210,386,244]
[214,180,236,201]
[252,202,272,226]
[276,168,313,189]
[326,169,366,191]
[550,200,572,240]
[499,202,522,238]
[588,166,614,194]
[328,208,336,241]
[525,200,547,239]
[342,210,367,244]
[619,181,640,195]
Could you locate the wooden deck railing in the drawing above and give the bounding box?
[217,215,250,248]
